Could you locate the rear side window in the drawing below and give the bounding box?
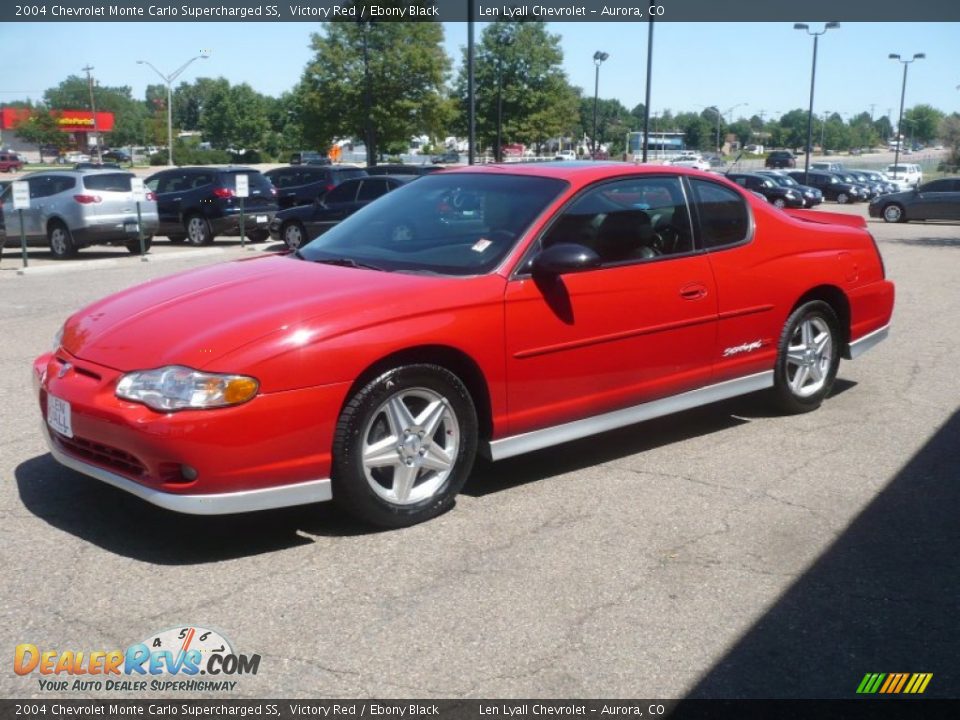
[221,171,273,194]
[356,179,389,201]
[690,179,750,250]
[325,181,359,203]
[335,168,367,182]
[83,174,133,192]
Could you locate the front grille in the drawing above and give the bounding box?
[52,433,147,478]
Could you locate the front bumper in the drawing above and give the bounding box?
[34,351,348,515]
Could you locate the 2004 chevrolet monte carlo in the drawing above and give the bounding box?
[33,162,895,528]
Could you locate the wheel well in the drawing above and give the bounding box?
[792,285,850,348]
[346,345,494,440]
[46,217,68,234]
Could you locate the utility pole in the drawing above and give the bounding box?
[82,64,101,162]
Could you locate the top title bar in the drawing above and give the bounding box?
[3,0,958,22]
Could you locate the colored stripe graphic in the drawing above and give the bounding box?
[857,672,932,694]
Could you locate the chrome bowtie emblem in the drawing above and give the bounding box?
[57,362,72,379]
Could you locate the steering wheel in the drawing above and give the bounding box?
[653,224,681,254]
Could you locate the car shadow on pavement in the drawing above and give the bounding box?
[678,407,960,700]
[15,455,375,565]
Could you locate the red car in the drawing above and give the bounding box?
[34,164,894,527]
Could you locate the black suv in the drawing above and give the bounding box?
[765,151,797,169]
[264,165,368,210]
[145,166,279,244]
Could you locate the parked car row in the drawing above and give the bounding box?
[869,177,960,223]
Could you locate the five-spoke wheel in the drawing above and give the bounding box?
[333,365,478,527]
[773,301,840,413]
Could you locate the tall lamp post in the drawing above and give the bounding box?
[723,102,747,154]
[889,52,925,180]
[136,52,210,166]
[591,51,609,157]
[795,22,839,184]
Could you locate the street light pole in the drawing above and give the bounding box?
[81,64,101,162]
[136,52,210,166]
[889,52,925,179]
[795,22,839,184]
[592,51,609,157]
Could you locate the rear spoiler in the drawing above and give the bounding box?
[783,208,866,229]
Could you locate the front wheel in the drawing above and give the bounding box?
[332,364,478,528]
[771,301,841,414]
[836,193,849,204]
[772,197,787,209]
[184,214,213,245]
[282,221,307,250]
[882,204,905,223]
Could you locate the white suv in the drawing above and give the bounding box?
[885,163,922,189]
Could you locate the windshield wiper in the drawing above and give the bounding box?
[312,257,386,272]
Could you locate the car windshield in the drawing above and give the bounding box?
[295,173,568,276]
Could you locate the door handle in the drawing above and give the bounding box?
[680,283,708,300]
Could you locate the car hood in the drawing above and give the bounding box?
[61,254,477,373]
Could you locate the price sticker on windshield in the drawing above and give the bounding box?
[235,174,249,198]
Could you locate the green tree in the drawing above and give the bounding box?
[902,104,944,145]
[300,9,450,163]
[578,96,632,154]
[453,21,579,156]
[874,115,894,142]
[198,79,270,151]
[938,113,960,170]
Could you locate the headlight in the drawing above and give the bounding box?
[116,366,259,411]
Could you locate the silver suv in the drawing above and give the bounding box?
[0,169,159,259]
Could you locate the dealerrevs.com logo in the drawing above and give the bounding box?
[14,626,261,693]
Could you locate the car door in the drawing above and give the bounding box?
[691,178,783,382]
[909,179,960,220]
[503,175,718,436]
[304,180,358,236]
[146,171,186,235]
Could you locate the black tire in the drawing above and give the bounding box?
[247,229,270,243]
[184,214,213,245]
[772,300,841,414]
[48,221,77,259]
[836,192,849,204]
[125,237,153,255]
[332,364,478,528]
[282,221,307,250]
[882,203,906,223]
[772,197,787,209]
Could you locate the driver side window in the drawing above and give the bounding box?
[542,176,694,264]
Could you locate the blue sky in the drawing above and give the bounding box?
[1,22,957,124]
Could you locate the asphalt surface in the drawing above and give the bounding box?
[1,205,958,700]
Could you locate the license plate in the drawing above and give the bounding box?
[47,394,73,438]
[124,221,139,233]
[255,215,268,224]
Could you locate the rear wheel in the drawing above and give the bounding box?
[125,237,153,255]
[48,221,77,259]
[772,301,841,414]
[332,364,478,528]
[185,214,213,245]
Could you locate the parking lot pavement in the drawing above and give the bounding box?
[0,207,957,699]
[0,237,283,275]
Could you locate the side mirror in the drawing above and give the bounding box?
[530,243,602,279]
